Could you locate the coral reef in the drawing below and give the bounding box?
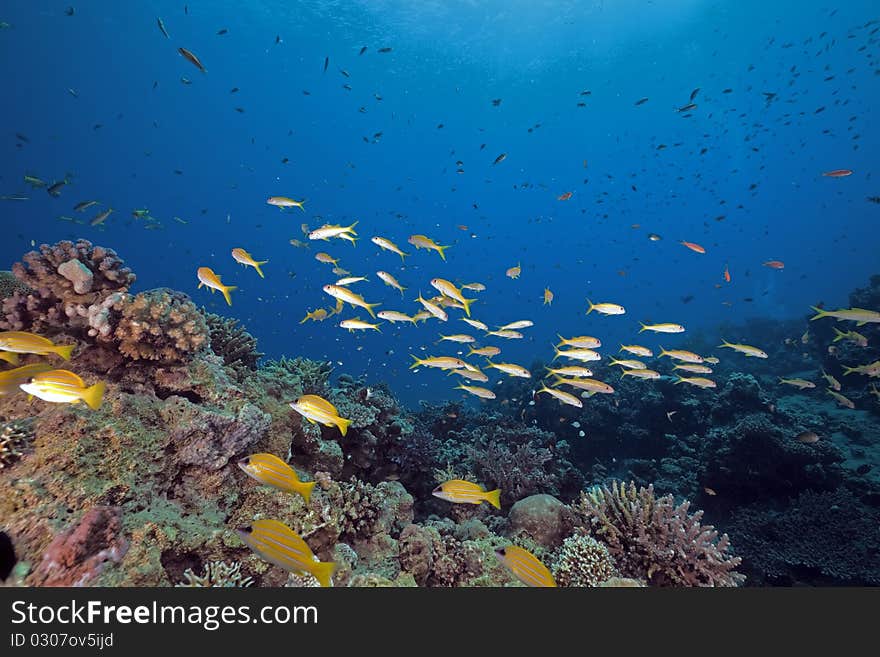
[572,481,745,586]
[0,419,34,470]
[549,531,617,587]
[0,270,32,299]
[507,494,574,550]
[203,311,263,378]
[176,560,254,587]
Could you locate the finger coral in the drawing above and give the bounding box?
[573,480,745,587]
[176,560,253,587]
[549,531,617,587]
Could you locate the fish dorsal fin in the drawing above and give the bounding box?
[35,368,86,388]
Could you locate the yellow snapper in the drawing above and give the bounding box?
[237,453,316,503]
[827,388,855,409]
[309,221,358,242]
[821,369,842,391]
[408,234,450,260]
[673,364,713,374]
[415,293,448,321]
[0,331,75,360]
[718,339,768,358]
[810,306,880,326]
[322,284,380,318]
[371,236,408,261]
[484,329,522,339]
[438,334,475,344]
[558,334,601,349]
[498,320,533,331]
[544,365,593,378]
[495,545,556,587]
[19,369,105,410]
[552,376,615,395]
[377,310,417,324]
[449,368,489,383]
[608,358,647,370]
[454,384,496,399]
[236,519,336,587]
[674,376,717,389]
[0,363,54,395]
[536,385,583,408]
[620,344,653,357]
[290,394,352,436]
[266,196,305,211]
[778,377,816,390]
[622,369,661,380]
[486,361,531,378]
[430,278,475,316]
[196,267,236,306]
[842,360,880,377]
[586,299,625,315]
[658,347,704,363]
[339,318,381,332]
[432,479,501,508]
[552,346,601,362]
[409,355,468,370]
[231,248,268,278]
[376,271,406,295]
[639,322,685,334]
[468,345,500,357]
[461,318,489,331]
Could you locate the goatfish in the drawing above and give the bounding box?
[535,385,583,408]
[827,389,855,409]
[620,344,653,357]
[673,364,713,374]
[586,299,625,315]
[415,293,447,321]
[674,376,717,389]
[485,329,522,339]
[639,322,685,334]
[486,361,531,378]
[809,306,880,326]
[0,331,74,360]
[779,377,816,390]
[371,236,408,261]
[377,310,417,324]
[430,279,474,316]
[196,267,236,306]
[462,282,486,292]
[432,479,501,509]
[339,318,381,332]
[832,327,869,347]
[439,334,475,344]
[718,339,768,358]
[290,394,351,436]
[231,248,268,278]
[235,519,336,587]
[322,285,379,318]
[621,369,661,380]
[552,376,614,395]
[468,346,500,357]
[658,347,703,363]
[558,335,601,349]
[19,369,105,410]
[821,369,841,391]
[309,221,358,242]
[545,366,593,378]
[267,196,305,211]
[315,253,338,266]
[90,208,113,226]
[408,234,450,260]
[608,358,646,370]
[0,363,54,395]
[335,276,368,286]
[461,318,489,331]
[704,357,720,365]
[495,545,556,587]
[237,453,316,503]
[498,320,533,331]
[410,355,469,371]
[178,47,207,72]
[73,199,99,212]
[450,368,489,383]
[454,384,496,400]
[842,360,880,378]
[552,347,601,362]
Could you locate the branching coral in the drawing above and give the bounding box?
[110,288,209,362]
[0,419,34,469]
[176,560,253,587]
[202,311,263,377]
[0,271,31,300]
[550,531,617,587]
[260,356,332,394]
[572,480,745,587]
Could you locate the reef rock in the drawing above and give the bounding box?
[508,494,573,549]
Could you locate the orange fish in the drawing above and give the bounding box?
[557,192,573,201]
[178,47,207,73]
[723,264,731,283]
[680,241,705,254]
[822,169,852,178]
[763,260,785,270]
[456,225,468,231]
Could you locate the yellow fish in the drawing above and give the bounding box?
[377,310,418,324]
[266,196,305,211]
[544,365,593,378]
[498,320,533,331]
[236,519,336,587]
[19,369,105,410]
[315,252,339,265]
[408,234,450,260]
[237,453,316,503]
[462,282,486,291]
[673,364,713,374]
[674,376,717,389]
[196,267,236,306]
[543,288,553,305]
[290,394,351,436]
[339,318,381,332]
[639,322,685,334]
[832,327,868,347]
[558,335,601,349]
[810,306,880,326]
[454,384,496,399]
[300,308,329,324]
[449,368,489,383]
[432,479,501,508]
[842,360,880,377]
[430,278,475,316]
[778,377,816,390]
[821,369,841,391]
[586,299,625,315]
[322,285,380,318]
[486,361,531,378]
[827,388,854,409]
[231,248,268,278]
[506,263,521,279]
[371,236,408,261]
[410,355,468,370]
[552,347,601,362]
[0,331,75,360]
[461,318,489,331]
[621,369,661,380]
[376,271,406,295]
[608,358,646,370]
[468,345,500,357]
[0,363,54,395]
[308,221,358,242]
[484,329,522,339]
[620,344,653,357]
[535,385,583,408]
[415,293,448,322]
[718,339,768,358]
[495,545,556,587]
[439,334,476,343]
[658,347,704,363]
[552,376,614,395]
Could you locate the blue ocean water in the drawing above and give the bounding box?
[1,0,877,407]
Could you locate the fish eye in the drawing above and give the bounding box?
[237,525,253,535]
[495,547,507,557]
[238,456,250,466]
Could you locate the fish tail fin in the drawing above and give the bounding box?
[437,244,449,261]
[556,334,567,347]
[365,302,380,319]
[335,416,351,437]
[658,346,668,357]
[399,251,408,262]
[461,297,475,317]
[409,355,424,369]
[717,338,730,348]
[299,480,317,505]
[586,299,594,314]
[54,343,75,361]
[221,285,237,306]
[254,260,268,278]
[297,202,306,211]
[638,322,647,333]
[809,306,827,321]
[551,346,561,362]
[82,382,106,410]
[484,489,502,510]
[842,365,856,376]
[346,220,359,233]
[311,561,337,588]
[1,352,19,365]
[673,376,684,385]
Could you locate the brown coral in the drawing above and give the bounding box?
[572,481,745,587]
[202,311,263,378]
[549,531,617,587]
[112,288,209,363]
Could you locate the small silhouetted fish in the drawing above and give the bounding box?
[157,17,169,38]
[493,152,507,165]
[234,107,244,113]
[302,90,310,95]
[690,88,700,101]
[281,157,289,164]
[217,28,228,35]
[342,84,352,90]
[339,68,350,77]
[492,98,502,106]
[47,180,67,197]
[0,531,16,582]
[230,87,239,93]
[635,97,649,105]
[275,35,281,44]
[681,295,694,304]
[867,196,880,204]
[722,88,733,93]
[323,56,329,73]
[359,46,367,55]
[65,6,75,16]
[677,103,697,112]
[15,133,29,143]
[856,464,873,475]
[378,47,392,53]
